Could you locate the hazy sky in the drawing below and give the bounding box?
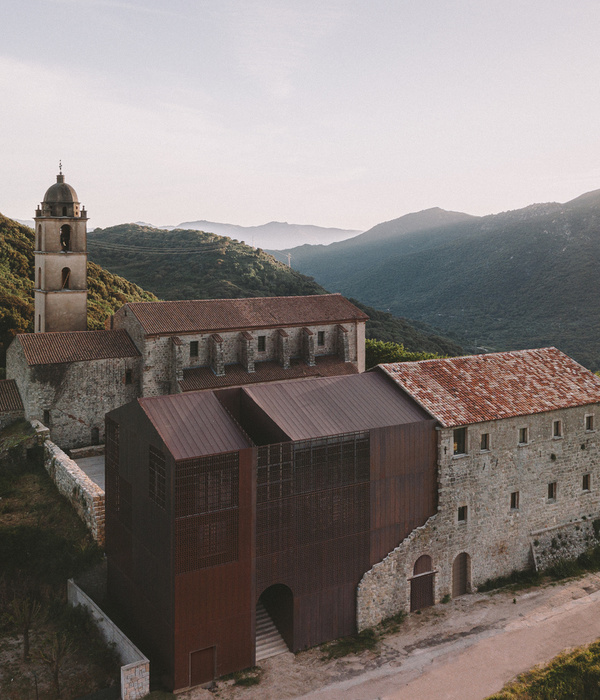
[3,0,600,230]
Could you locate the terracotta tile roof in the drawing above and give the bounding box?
[180,355,358,392]
[17,330,141,366]
[0,379,24,412]
[379,347,600,428]
[123,294,368,336]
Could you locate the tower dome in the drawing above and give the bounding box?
[43,173,79,205]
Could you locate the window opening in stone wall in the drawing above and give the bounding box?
[59,224,71,251]
[43,410,50,427]
[125,369,132,385]
[480,433,489,451]
[38,268,41,288]
[38,315,41,332]
[519,427,528,445]
[91,427,100,445]
[553,420,562,438]
[62,206,67,216]
[583,474,591,491]
[458,505,468,522]
[547,481,557,501]
[453,427,466,455]
[149,445,167,509]
[586,415,595,431]
[317,330,325,346]
[258,335,266,352]
[510,491,520,510]
[190,340,199,358]
[61,267,71,289]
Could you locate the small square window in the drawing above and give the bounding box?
[480,433,489,451]
[547,481,557,501]
[317,330,325,346]
[458,505,468,522]
[583,474,591,492]
[190,340,199,358]
[553,420,562,438]
[519,427,528,445]
[125,369,132,385]
[586,415,594,432]
[510,491,520,510]
[453,427,467,455]
[257,335,266,352]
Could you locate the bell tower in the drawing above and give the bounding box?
[34,165,88,332]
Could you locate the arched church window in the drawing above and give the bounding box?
[61,268,71,289]
[38,267,42,288]
[59,224,71,252]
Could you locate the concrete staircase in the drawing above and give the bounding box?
[255,602,289,661]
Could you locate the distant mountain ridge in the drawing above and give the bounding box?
[275,190,600,370]
[86,223,462,356]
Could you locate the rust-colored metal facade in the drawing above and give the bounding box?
[106,375,438,691]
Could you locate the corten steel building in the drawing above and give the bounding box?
[105,371,437,690]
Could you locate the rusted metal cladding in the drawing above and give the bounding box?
[369,421,438,566]
[172,447,255,690]
[255,433,371,651]
[105,407,175,685]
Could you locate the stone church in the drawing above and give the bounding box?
[3,172,368,448]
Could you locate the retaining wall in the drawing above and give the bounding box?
[44,439,105,547]
[68,580,149,700]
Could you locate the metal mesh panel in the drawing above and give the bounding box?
[175,453,239,519]
[174,453,240,573]
[256,433,370,594]
[149,446,166,510]
[175,510,239,574]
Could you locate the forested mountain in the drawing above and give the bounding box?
[275,192,600,370]
[87,224,462,355]
[0,214,156,366]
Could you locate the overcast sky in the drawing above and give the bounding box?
[2,0,600,230]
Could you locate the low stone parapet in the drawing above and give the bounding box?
[44,439,105,547]
[67,580,149,700]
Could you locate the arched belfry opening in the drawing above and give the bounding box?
[59,224,71,251]
[256,584,293,660]
[34,169,88,332]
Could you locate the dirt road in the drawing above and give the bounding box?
[183,572,600,700]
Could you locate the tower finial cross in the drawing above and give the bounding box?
[59,160,62,175]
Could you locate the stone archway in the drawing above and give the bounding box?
[410,554,435,611]
[452,552,471,597]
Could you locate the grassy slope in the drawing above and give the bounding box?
[0,421,118,699]
[281,194,600,370]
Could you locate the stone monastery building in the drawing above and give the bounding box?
[3,173,600,692]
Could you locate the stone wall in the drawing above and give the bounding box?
[8,340,141,449]
[44,440,105,547]
[357,403,600,630]
[67,580,149,700]
[0,409,25,431]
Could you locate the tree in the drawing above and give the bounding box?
[365,338,444,370]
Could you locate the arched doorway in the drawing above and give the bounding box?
[410,554,435,611]
[257,584,293,656]
[452,552,471,597]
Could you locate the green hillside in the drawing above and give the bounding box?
[0,213,157,366]
[88,224,462,356]
[279,193,600,370]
